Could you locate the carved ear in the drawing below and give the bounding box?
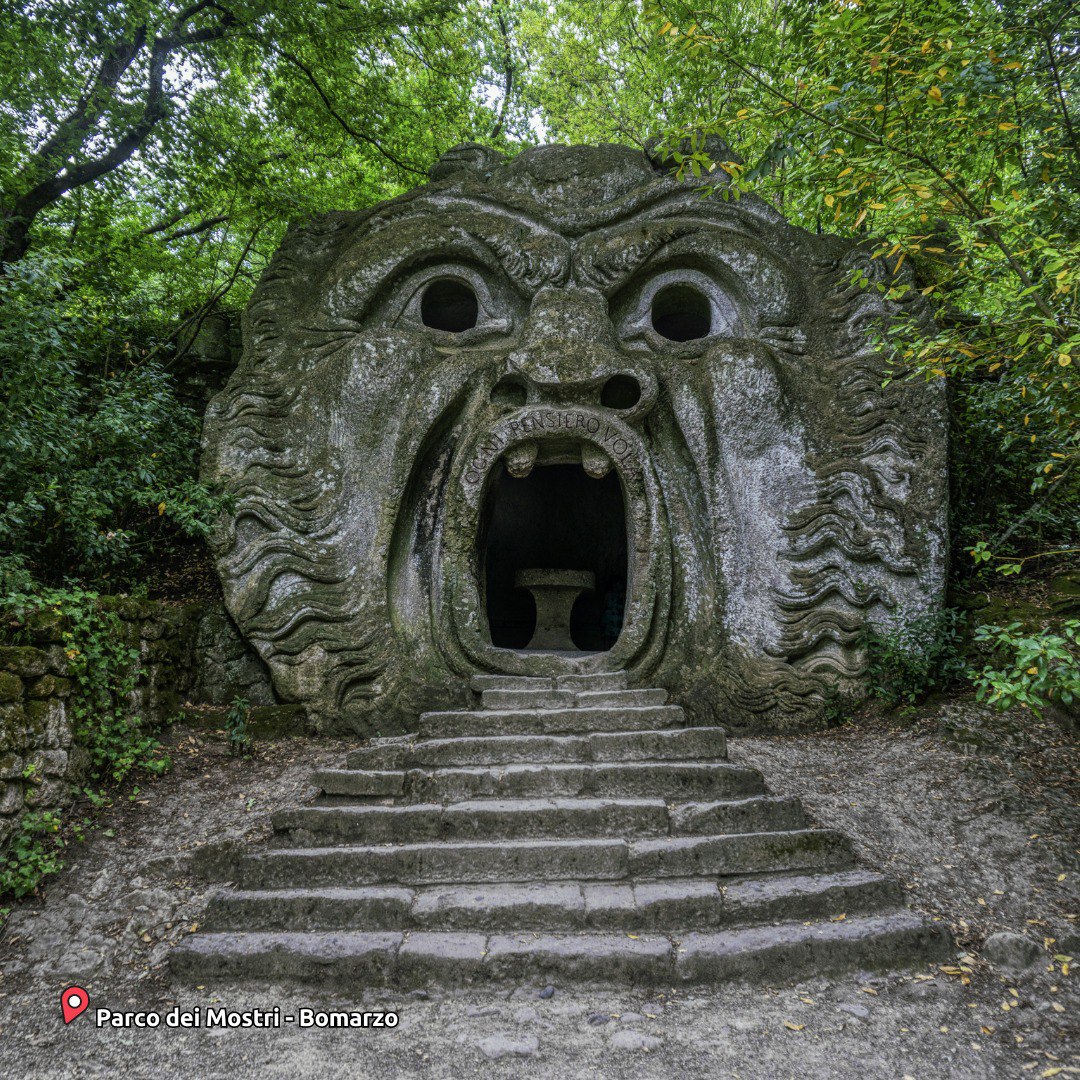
[429,142,508,182]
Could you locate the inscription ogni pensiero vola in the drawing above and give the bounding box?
[463,409,642,487]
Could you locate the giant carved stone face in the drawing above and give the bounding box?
[202,142,947,734]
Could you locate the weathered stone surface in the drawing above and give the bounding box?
[203,142,948,736]
[191,600,276,707]
[0,672,23,703]
[983,931,1044,973]
[0,647,50,678]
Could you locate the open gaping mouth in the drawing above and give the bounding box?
[479,459,628,653]
[440,402,665,677]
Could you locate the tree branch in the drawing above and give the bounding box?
[162,214,229,242]
[273,47,427,177]
[2,10,237,265]
[490,9,515,141]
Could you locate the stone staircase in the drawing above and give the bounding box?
[171,673,947,988]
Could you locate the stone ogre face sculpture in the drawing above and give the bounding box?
[203,142,947,734]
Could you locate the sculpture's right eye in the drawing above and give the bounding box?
[420,278,478,332]
[650,283,711,342]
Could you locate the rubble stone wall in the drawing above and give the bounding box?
[0,596,275,849]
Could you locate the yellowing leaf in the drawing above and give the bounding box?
[999,122,1019,131]
[784,1021,805,1031]
[831,913,847,921]
[928,86,943,103]
[869,202,887,210]
[158,502,167,515]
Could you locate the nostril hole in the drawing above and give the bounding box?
[601,374,641,410]
[651,283,711,342]
[421,278,478,332]
[491,375,528,407]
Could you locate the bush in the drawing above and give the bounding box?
[0,253,226,589]
[226,696,253,756]
[0,810,63,900]
[863,608,968,708]
[971,620,1080,718]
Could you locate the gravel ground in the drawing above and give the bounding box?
[0,698,1076,1079]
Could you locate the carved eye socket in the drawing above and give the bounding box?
[613,268,741,351]
[369,263,516,342]
[421,278,478,332]
[651,283,711,342]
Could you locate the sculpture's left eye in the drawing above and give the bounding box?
[651,283,711,342]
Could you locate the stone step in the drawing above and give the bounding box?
[419,704,686,739]
[272,798,670,844]
[470,675,552,692]
[172,912,946,988]
[345,726,728,770]
[271,795,804,846]
[480,688,577,710]
[227,829,851,889]
[628,830,854,878]
[202,870,902,934]
[478,687,667,711]
[557,672,628,691]
[314,761,765,802]
[575,688,668,708]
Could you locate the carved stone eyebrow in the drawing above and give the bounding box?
[577,216,796,330]
[575,218,705,293]
[348,201,572,301]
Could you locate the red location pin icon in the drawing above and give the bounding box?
[61,986,89,1024]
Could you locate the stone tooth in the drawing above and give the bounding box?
[581,443,613,479]
[505,441,539,478]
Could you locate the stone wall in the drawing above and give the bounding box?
[0,595,276,850]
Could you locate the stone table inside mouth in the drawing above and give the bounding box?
[514,569,596,651]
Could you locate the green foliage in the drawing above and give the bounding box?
[0,254,228,587]
[971,619,1080,716]
[0,1,525,303]
[0,810,63,899]
[0,2,534,591]
[863,608,968,708]
[225,696,253,756]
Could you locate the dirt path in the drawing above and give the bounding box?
[0,701,1075,1078]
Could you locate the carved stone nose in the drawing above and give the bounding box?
[501,287,655,418]
[519,287,619,350]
